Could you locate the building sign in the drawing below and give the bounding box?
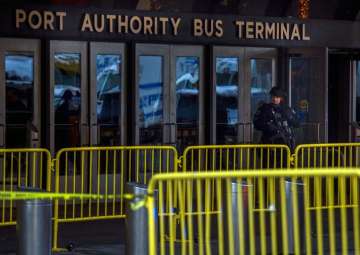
[235,21,309,40]
[14,8,310,41]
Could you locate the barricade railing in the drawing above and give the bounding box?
[147,169,360,255]
[52,145,178,251]
[0,148,52,226]
[181,145,292,218]
[2,143,360,252]
[295,143,360,168]
[0,190,124,254]
[182,144,291,172]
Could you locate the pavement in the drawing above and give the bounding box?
[53,245,124,255]
[0,220,125,255]
[0,218,357,254]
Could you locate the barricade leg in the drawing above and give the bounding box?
[52,199,61,252]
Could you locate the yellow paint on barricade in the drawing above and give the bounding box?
[52,145,178,251]
[182,144,291,172]
[147,169,360,255]
[0,190,147,217]
[180,144,292,232]
[295,143,360,168]
[0,148,52,226]
[0,191,102,201]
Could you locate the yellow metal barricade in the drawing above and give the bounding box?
[147,169,360,255]
[182,144,291,172]
[295,143,360,168]
[0,148,52,226]
[52,145,178,251]
[180,144,292,235]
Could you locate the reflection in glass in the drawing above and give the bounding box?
[250,59,273,143]
[250,59,272,117]
[176,56,199,150]
[290,58,311,123]
[216,57,238,144]
[289,57,320,144]
[54,53,81,151]
[139,56,163,144]
[96,54,121,146]
[290,58,315,144]
[5,54,34,148]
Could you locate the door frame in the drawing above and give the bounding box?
[89,42,126,146]
[135,43,205,147]
[287,47,328,142]
[350,59,359,141]
[170,45,205,147]
[245,47,277,143]
[49,40,88,154]
[211,46,277,144]
[0,38,41,148]
[134,44,170,145]
[212,46,245,144]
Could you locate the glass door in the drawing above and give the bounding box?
[212,47,277,144]
[89,42,126,195]
[135,44,204,150]
[90,42,125,146]
[288,48,327,143]
[49,41,88,194]
[245,48,277,143]
[49,41,88,154]
[135,44,169,145]
[171,46,204,152]
[212,47,245,144]
[0,38,41,148]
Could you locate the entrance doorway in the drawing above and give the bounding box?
[0,38,41,149]
[328,50,360,142]
[328,51,351,142]
[134,44,205,152]
[89,42,126,147]
[211,46,277,144]
[49,41,88,154]
[288,48,327,144]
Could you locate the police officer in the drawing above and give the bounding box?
[253,86,299,152]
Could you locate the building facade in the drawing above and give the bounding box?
[1,2,360,155]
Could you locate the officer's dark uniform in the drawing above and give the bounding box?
[253,87,299,151]
[253,87,299,157]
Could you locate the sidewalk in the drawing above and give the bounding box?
[53,244,124,255]
[2,245,124,255]
[0,220,125,255]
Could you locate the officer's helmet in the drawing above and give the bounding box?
[269,86,286,98]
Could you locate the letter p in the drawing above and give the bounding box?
[16,9,26,29]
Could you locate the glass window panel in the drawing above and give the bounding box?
[54,53,81,151]
[176,56,199,150]
[96,54,122,145]
[139,55,163,144]
[5,54,34,148]
[290,57,319,144]
[290,58,311,123]
[216,57,239,144]
[250,59,273,143]
[250,59,272,117]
